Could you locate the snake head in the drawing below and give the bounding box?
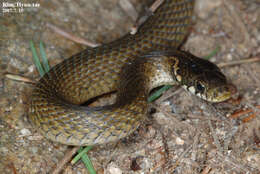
[181,71,236,103]
[173,51,236,103]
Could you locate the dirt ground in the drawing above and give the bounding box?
[0,0,259,173]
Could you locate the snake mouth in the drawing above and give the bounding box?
[203,84,237,103]
[184,83,236,103]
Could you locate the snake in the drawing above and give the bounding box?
[29,0,233,146]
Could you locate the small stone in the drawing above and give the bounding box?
[107,162,122,174]
[20,128,31,137]
[176,137,185,145]
[28,65,35,73]
[31,147,38,154]
[226,53,233,61]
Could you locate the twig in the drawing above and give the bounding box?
[217,57,260,68]
[152,103,195,132]
[242,113,256,123]
[208,120,223,154]
[5,73,36,84]
[230,105,260,122]
[230,109,252,119]
[187,114,221,121]
[223,126,238,152]
[46,23,100,47]
[156,87,182,104]
[201,165,212,174]
[253,129,260,147]
[191,132,200,161]
[151,156,166,172]
[130,0,164,34]
[204,103,231,124]
[7,163,17,174]
[161,133,170,163]
[216,151,256,172]
[119,0,138,21]
[246,102,260,115]
[149,0,164,13]
[168,145,192,172]
[50,146,80,174]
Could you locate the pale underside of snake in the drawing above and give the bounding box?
[29,0,234,146]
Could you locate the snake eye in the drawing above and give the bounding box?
[196,83,205,93]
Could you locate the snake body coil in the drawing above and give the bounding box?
[29,0,232,146]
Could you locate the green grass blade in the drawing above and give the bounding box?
[39,41,50,72]
[30,40,45,76]
[148,85,172,103]
[71,146,93,164]
[81,152,96,174]
[204,45,220,60]
[71,146,96,174]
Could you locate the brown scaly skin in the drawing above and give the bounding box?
[29,0,233,146]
